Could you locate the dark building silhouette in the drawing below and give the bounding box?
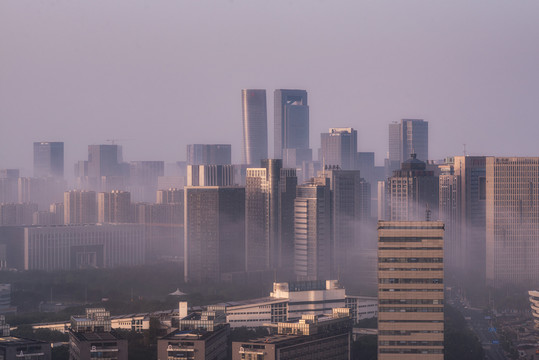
[184,186,245,282]
[242,89,268,166]
[33,141,64,178]
[186,144,231,165]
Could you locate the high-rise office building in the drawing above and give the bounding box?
[186,165,235,187]
[452,156,486,282]
[294,178,332,281]
[184,186,245,282]
[0,170,19,204]
[33,142,64,178]
[245,160,297,273]
[87,145,124,178]
[319,128,358,170]
[318,168,363,276]
[98,190,132,223]
[438,162,460,273]
[389,154,439,221]
[186,144,231,165]
[388,119,429,165]
[241,89,268,166]
[486,157,539,287]
[18,177,65,211]
[274,89,310,167]
[378,220,444,359]
[64,190,97,224]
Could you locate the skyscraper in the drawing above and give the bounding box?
[319,128,358,170]
[378,220,444,360]
[294,178,332,281]
[33,142,64,178]
[318,168,363,276]
[98,190,132,223]
[245,160,297,273]
[388,119,429,164]
[389,154,439,221]
[452,156,486,282]
[486,157,539,287]
[274,89,310,167]
[241,89,268,166]
[186,165,235,187]
[87,145,124,178]
[64,190,97,224]
[186,144,231,165]
[184,186,245,282]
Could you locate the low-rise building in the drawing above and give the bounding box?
[231,308,352,360]
[0,315,51,360]
[158,302,229,360]
[68,308,128,360]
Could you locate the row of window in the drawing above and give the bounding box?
[379,278,443,284]
[379,307,443,312]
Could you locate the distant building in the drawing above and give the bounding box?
[184,187,245,282]
[18,177,65,211]
[98,190,132,223]
[0,203,37,226]
[320,128,358,170]
[0,171,18,204]
[69,308,127,360]
[388,119,429,163]
[241,89,268,166]
[64,190,97,224]
[449,156,486,282]
[486,157,539,287]
[156,188,183,204]
[389,154,438,221]
[378,221,444,359]
[232,308,352,360]
[0,224,145,271]
[294,179,332,281]
[135,202,183,262]
[128,161,164,202]
[186,165,235,187]
[33,141,64,179]
[274,89,311,167]
[245,160,297,273]
[186,144,231,165]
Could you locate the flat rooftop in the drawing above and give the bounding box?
[0,336,47,346]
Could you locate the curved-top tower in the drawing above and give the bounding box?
[242,89,268,166]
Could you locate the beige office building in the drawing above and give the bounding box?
[486,157,539,286]
[378,221,444,359]
[98,190,132,223]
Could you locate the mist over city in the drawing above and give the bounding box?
[1,1,539,360]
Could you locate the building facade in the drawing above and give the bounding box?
[486,157,539,286]
[33,141,64,179]
[377,221,444,359]
[274,89,310,167]
[64,190,97,224]
[98,190,132,223]
[184,186,245,282]
[320,128,358,170]
[294,179,332,281]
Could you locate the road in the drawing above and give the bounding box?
[450,297,507,360]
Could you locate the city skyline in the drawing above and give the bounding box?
[2,1,539,172]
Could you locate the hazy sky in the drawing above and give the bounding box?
[1,0,539,174]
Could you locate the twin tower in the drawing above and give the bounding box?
[241,89,310,168]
